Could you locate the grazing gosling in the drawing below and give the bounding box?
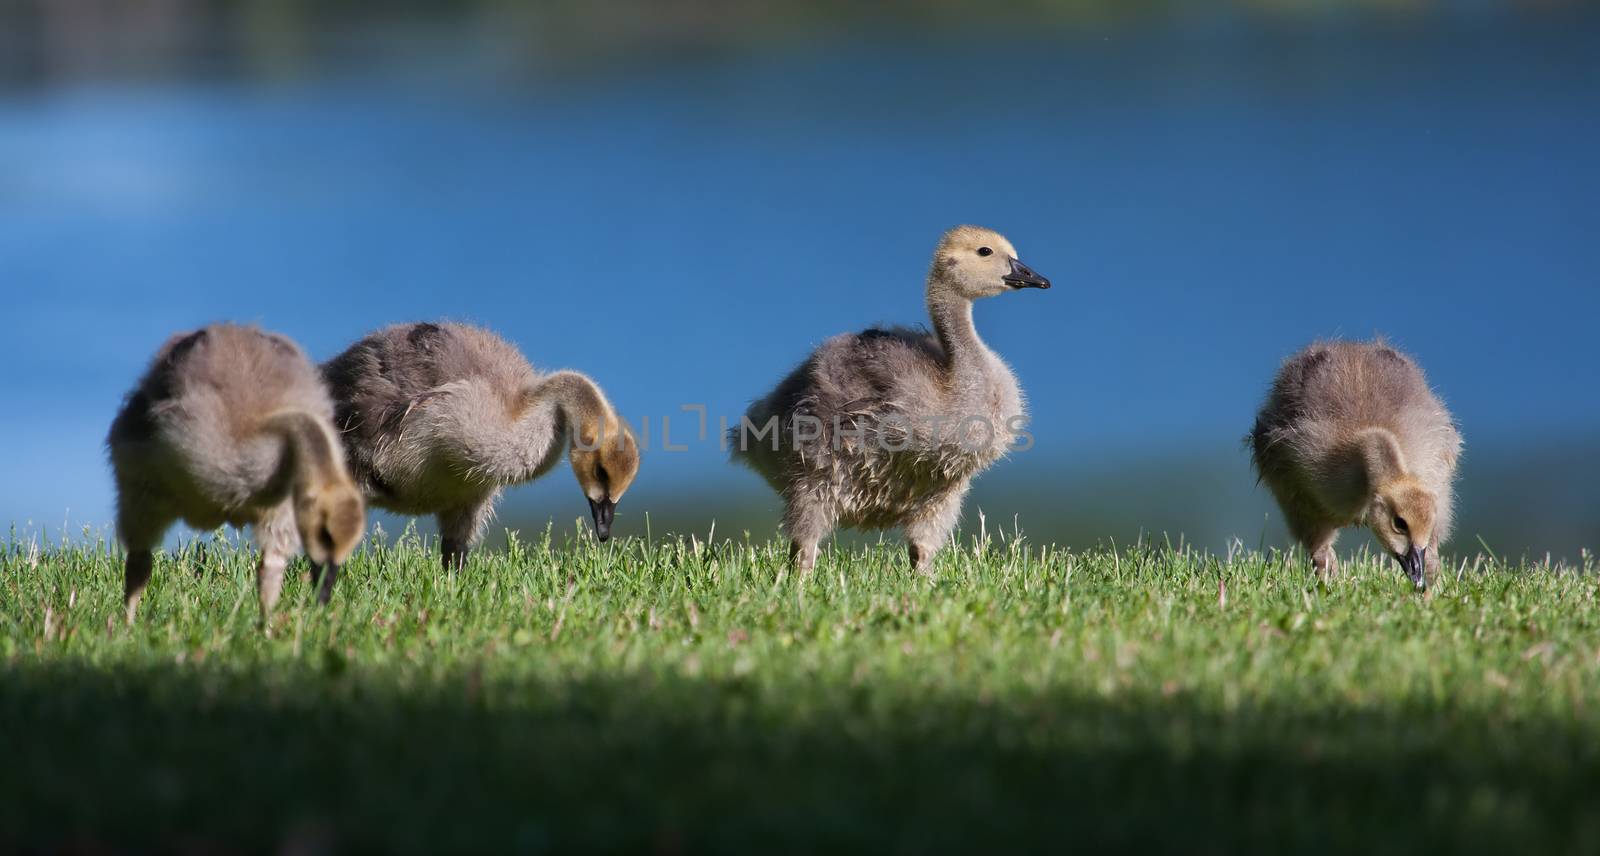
[322,322,639,568]
[1249,339,1462,590]
[730,225,1051,575]
[108,324,366,622]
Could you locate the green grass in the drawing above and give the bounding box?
[2,526,1598,853]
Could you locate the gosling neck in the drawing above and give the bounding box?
[264,410,347,497]
[1354,427,1408,492]
[926,282,986,369]
[522,371,617,450]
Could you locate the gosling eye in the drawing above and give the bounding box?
[976,246,993,257]
[1393,516,1409,533]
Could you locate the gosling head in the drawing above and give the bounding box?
[1368,477,1437,591]
[931,225,1051,300]
[569,418,640,542]
[293,480,366,583]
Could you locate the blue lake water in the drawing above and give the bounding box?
[3,14,1597,553]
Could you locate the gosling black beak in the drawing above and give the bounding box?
[1002,257,1051,289]
[315,561,340,605]
[1394,546,1426,591]
[588,497,616,542]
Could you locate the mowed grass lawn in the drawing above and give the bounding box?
[2,528,1598,853]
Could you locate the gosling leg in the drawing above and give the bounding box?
[783,496,832,579]
[904,490,964,577]
[1308,530,1340,581]
[117,498,170,624]
[254,504,299,617]
[123,549,154,625]
[437,499,495,571]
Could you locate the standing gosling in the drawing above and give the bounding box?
[108,324,367,621]
[1249,340,1462,590]
[730,225,1051,575]
[322,322,639,568]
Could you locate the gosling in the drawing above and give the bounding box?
[107,324,367,622]
[730,225,1051,575]
[322,321,639,568]
[1249,339,1462,590]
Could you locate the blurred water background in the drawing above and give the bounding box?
[2,0,1597,560]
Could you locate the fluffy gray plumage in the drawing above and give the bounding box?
[730,225,1051,573]
[321,321,639,568]
[107,323,366,620]
[1249,339,1462,588]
